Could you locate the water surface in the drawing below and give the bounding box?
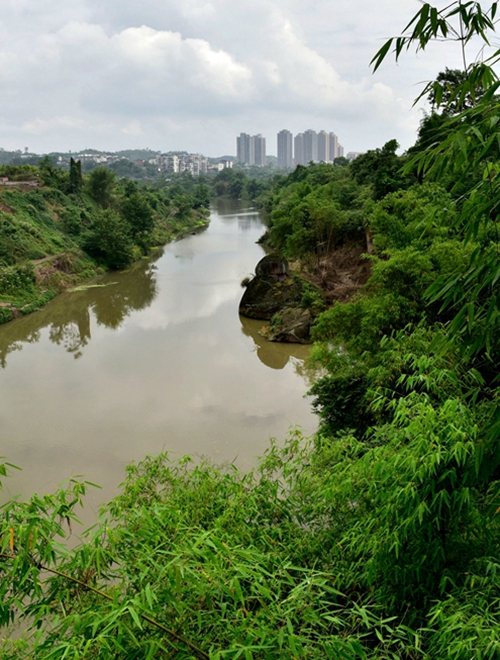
[0,200,316,511]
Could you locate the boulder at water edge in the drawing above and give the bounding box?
[264,307,312,344]
[239,254,304,320]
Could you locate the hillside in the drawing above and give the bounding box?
[0,163,210,324]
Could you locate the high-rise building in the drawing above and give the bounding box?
[238,128,343,166]
[303,129,318,163]
[328,132,339,161]
[236,133,266,166]
[317,131,329,162]
[237,133,253,165]
[277,129,293,168]
[294,133,304,165]
[253,134,266,166]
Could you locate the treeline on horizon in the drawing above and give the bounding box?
[0,146,284,180]
[1,2,500,658]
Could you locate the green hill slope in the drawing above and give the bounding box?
[0,165,210,324]
[0,186,102,323]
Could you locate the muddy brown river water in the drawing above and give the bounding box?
[0,200,317,515]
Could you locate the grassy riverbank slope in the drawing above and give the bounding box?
[0,163,209,324]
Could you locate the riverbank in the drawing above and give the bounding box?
[0,181,209,325]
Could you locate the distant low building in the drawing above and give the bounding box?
[346,152,363,161]
[156,152,213,176]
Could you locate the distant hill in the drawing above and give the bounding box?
[211,155,237,163]
[0,149,28,165]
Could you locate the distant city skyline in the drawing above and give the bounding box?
[237,128,345,167]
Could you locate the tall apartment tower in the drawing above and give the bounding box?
[303,129,318,163]
[237,133,252,164]
[328,132,339,160]
[317,131,330,162]
[337,144,345,158]
[277,129,293,168]
[253,134,266,166]
[294,133,304,165]
[236,133,266,166]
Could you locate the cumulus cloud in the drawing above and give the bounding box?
[0,0,451,153]
[101,25,255,108]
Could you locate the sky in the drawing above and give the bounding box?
[0,0,473,157]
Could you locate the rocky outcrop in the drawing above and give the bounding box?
[239,254,304,320]
[239,254,318,344]
[263,307,312,344]
[255,254,289,279]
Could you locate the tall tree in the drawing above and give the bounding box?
[87,167,116,208]
[428,67,486,114]
[121,193,154,238]
[68,157,83,194]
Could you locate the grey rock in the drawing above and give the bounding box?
[266,307,312,344]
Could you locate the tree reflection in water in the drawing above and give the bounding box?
[0,257,159,367]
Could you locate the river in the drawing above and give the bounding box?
[0,200,317,513]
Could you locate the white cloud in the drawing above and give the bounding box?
[0,0,468,153]
[22,116,88,134]
[122,120,143,135]
[180,0,216,20]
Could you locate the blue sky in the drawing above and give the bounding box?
[0,0,473,156]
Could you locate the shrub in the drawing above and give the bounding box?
[0,263,36,296]
[80,210,134,269]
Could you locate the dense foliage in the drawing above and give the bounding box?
[0,161,211,322]
[1,2,500,658]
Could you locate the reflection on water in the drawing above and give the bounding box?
[0,201,317,509]
[0,258,159,367]
[239,316,310,371]
[215,198,265,232]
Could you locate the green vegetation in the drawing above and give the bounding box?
[168,167,277,201]
[2,2,500,658]
[0,149,285,190]
[0,161,210,323]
